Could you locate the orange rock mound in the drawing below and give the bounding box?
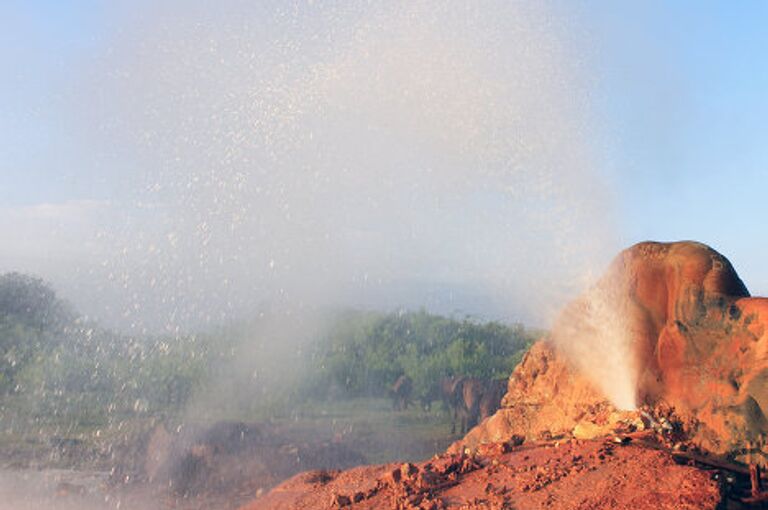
[457,241,768,460]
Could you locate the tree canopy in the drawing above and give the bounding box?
[305,309,537,402]
[0,273,74,392]
[0,272,538,428]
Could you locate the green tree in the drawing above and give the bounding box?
[308,309,538,403]
[0,273,73,331]
[0,273,73,393]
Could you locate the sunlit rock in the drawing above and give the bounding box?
[453,241,768,460]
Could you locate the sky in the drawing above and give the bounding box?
[0,1,766,330]
[585,1,768,290]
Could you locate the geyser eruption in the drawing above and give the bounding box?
[16,0,643,424]
[82,0,618,334]
[552,282,638,410]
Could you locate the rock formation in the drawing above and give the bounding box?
[455,241,768,461]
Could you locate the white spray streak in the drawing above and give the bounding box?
[552,279,638,410]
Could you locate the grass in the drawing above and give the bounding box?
[0,396,460,469]
[282,397,459,463]
[182,396,460,464]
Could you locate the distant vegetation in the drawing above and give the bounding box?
[0,272,74,393]
[302,309,537,402]
[0,272,538,433]
[0,272,210,429]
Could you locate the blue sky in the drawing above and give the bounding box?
[1,1,767,326]
[583,1,768,292]
[0,1,114,205]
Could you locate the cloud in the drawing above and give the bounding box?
[0,200,115,271]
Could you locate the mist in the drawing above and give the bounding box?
[0,0,619,334]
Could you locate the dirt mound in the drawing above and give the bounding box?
[456,241,768,461]
[245,436,726,509]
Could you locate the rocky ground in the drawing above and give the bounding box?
[11,431,763,510]
[245,434,738,510]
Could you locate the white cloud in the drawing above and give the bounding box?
[11,199,111,221]
[0,200,114,271]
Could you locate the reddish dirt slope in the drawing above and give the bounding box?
[245,437,722,510]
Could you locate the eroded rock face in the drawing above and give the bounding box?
[456,241,768,459]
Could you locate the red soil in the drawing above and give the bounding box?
[244,436,723,510]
